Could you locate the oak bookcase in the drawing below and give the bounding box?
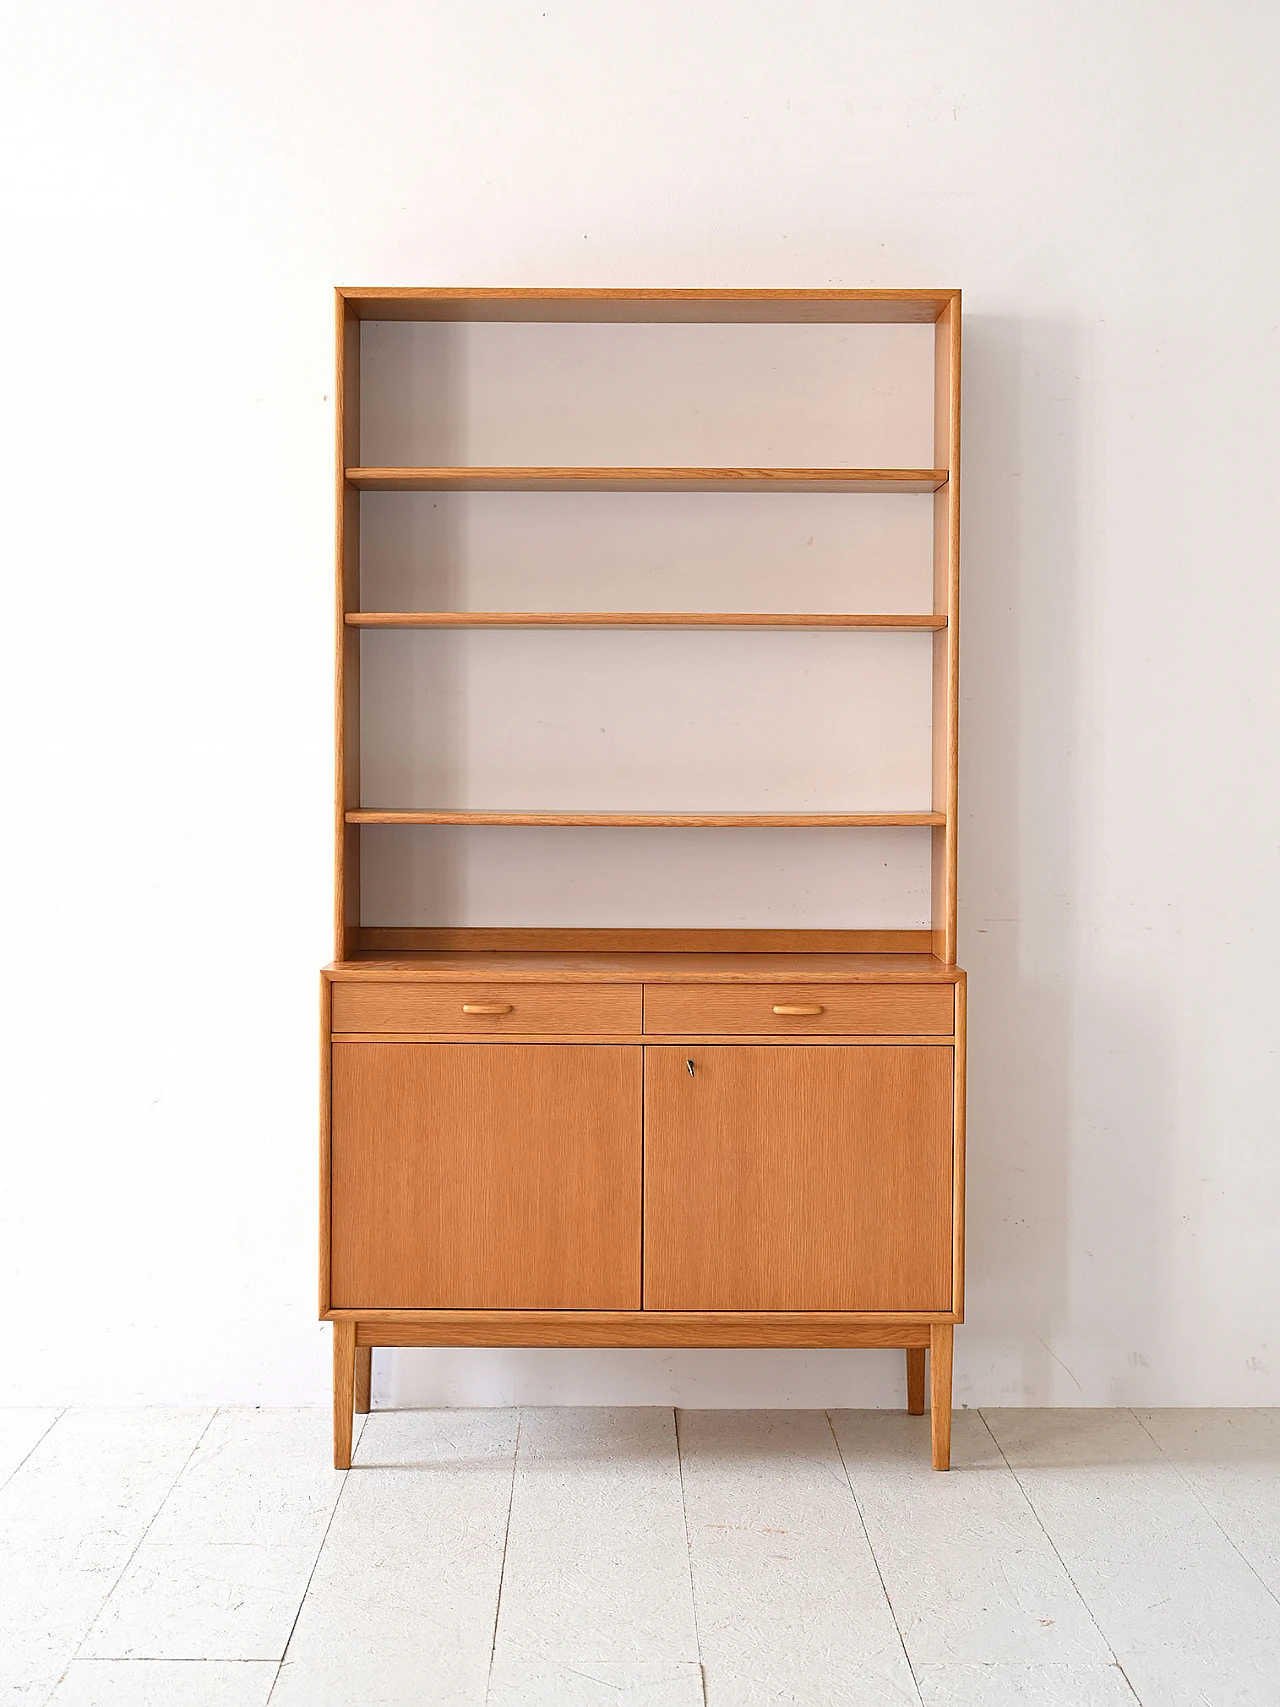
[321,287,964,1469]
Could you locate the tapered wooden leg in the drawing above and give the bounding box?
[906,1346,926,1415]
[333,1320,355,1469]
[354,1344,372,1414]
[930,1322,953,1470]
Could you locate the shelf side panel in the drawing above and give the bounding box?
[336,294,361,958]
[931,298,961,963]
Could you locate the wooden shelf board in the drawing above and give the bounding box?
[325,949,964,984]
[332,1033,955,1046]
[339,287,960,325]
[346,466,948,494]
[347,809,946,827]
[341,1313,936,1349]
[356,927,935,955]
[346,611,947,630]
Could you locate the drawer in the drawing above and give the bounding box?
[330,981,642,1035]
[643,982,954,1037]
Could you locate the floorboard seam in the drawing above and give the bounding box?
[976,1410,1143,1705]
[1128,1408,1280,1613]
[41,1406,220,1707]
[265,1410,366,1703]
[825,1410,924,1707]
[483,1406,523,1703]
[0,1408,65,1498]
[673,1407,709,1706]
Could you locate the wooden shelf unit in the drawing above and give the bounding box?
[325,286,964,1471]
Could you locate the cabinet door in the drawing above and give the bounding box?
[331,1043,641,1309]
[644,1046,953,1311]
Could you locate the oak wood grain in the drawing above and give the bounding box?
[907,1347,926,1415]
[330,1043,641,1310]
[952,974,968,1319]
[644,1046,954,1312]
[337,286,960,324]
[350,1313,935,1347]
[642,983,954,1037]
[318,975,332,1315]
[346,466,947,493]
[330,1034,959,1047]
[332,1319,355,1469]
[334,293,361,960]
[346,809,946,827]
[345,611,947,629]
[355,928,936,955]
[330,981,641,1035]
[931,1321,954,1470]
[324,952,964,984]
[931,296,962,963]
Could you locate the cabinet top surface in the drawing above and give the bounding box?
[338,287,960,323]
[323,952,965,985]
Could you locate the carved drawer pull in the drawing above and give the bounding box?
[462,1003,514,1015]
[773,1003,824,1016]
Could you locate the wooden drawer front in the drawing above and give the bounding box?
[330,981,641,1035]
[643,982,953,1036]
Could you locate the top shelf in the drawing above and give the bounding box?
[338,288,960,324]
[346,467,948,494]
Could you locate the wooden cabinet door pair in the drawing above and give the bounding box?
[330,1042,954,1313]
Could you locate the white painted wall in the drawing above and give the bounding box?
[2,0,1277,1408]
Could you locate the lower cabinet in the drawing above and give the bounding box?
[330,1039,954,1316]
[330,1043,642,1310]
[643,1045,954,1312]
[324,976,963,1469]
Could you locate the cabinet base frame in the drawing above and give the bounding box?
[330,1313,957,1471]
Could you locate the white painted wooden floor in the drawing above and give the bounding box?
[2,1407,1278,1705]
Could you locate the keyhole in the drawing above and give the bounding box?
[686,1059,696,1077]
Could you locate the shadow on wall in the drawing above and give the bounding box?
[352,311,1171,1409]
[960,314,1171,1407]
[358,321,469,912]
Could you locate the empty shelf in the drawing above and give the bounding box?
[346,466,948,493]
[347,809,946,827]
[345,611,947,629]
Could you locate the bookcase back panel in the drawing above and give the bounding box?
[358,321,934,469]
[359,491,934,615]
[358,628,932,812]
[358,825,931,930]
